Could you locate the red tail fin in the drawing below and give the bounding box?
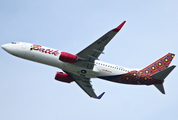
[139,53,175,75]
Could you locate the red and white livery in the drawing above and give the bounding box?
[2,21,176,99]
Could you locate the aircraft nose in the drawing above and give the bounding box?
[1,44,9,51]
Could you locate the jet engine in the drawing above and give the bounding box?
[55,72,73,83]
[59,52,77,63]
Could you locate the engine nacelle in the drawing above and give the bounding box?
[55,72,73,83]
[59,52,77,63]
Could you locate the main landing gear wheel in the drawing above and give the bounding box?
[81,70,86,74]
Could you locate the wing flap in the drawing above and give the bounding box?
[66,72,104,99]
[75,79,98,98]
[75,21,126,69]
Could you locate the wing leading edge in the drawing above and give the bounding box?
[75,21,126,69]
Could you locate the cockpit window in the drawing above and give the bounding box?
[11,42,18,44]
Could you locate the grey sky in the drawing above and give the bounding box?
[1,0,178,120]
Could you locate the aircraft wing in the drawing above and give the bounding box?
[75,21,126,69]
[66,72,105,99]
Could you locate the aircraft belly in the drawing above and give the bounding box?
[63,63,99,78]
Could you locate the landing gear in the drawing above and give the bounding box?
[79,70,87,77]
[81,70,87,74]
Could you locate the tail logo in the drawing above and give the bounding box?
[139,53,175,76]
[111,53,175,85]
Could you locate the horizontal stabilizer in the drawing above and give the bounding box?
[154,84,165,94]
[97,92,105,99]
[151,65,176,80]
[152,65,176,94]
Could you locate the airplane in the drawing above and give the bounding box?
[1,21,176,99]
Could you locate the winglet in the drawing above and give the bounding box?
[97,92,105,99]
[112,21,126,32]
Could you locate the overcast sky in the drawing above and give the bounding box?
[1,0,178,120]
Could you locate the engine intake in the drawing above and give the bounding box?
[55,72,72,83]
[59,52,77,63]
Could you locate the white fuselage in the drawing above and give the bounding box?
[2,42,134,79]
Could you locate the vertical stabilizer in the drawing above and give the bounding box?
[139,53,175,76]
